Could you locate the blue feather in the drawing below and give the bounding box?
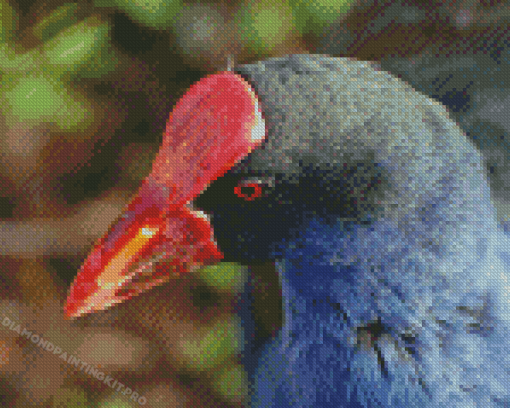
[196,54,510,407]
[251,216,510,406]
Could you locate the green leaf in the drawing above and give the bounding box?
[0,0,18,44]
[180,317,242,372]
[41,16,118,80]
[2,73,94,131]
[32,3,80,43]
[0,47,36,74]
[198,262,248,294]
[213,363,249,402]
[291,0,355,35]
[114,0,183,30]
[235,0,295,54]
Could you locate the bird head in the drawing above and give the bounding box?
[65,54,490,321]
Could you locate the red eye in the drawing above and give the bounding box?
[234,181,264,201]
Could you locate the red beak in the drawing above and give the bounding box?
[65,71,265,318]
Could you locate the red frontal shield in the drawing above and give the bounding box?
[65,71,265,318]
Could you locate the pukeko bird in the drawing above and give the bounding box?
[65,54,510,407]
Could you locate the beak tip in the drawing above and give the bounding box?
[63,303,78,320]
[64,295,88,319]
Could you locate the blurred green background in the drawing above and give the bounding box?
[0,0,508,406]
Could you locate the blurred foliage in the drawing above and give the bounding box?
[0,0,508,406]
[95,0,183,30]
[32,3,80,43]
[292,0,355,34]
[235,0,296,54]
[0,0,17,44]
[197,262,248,294]
[41,15,119,80]
[52,385,90,407]
[213,363,249,404]
[180,316,243,372]
[3,73,94,130]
